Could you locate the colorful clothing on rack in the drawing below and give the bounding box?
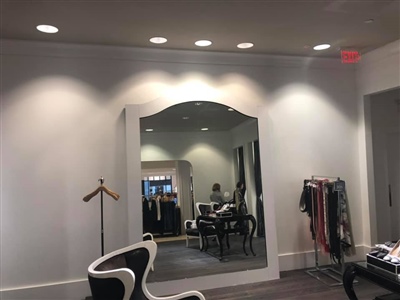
[300,179,355,262]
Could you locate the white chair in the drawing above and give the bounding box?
[184,219,203,249]
[194,202,219,249]
[143,232,155,271]
[88,241,206,300]
[210,201,221,211]
[195,202,212,216]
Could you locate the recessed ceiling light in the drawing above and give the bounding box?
[182,116,189,120]
[36,24,58,33]
[228,108,234,111]
[313,44,331,51]
[364,19,374,24]
[201,128,209,131]
[195,40,212,47]
[195,102,203,106]
[145,128,154,132]
[149,37,167,44]
[237,43,254,49]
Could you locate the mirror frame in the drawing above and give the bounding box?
[126,98,279,295]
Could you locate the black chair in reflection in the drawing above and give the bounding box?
[88,241,206,300]
[184,219,203,249]
[196,204,256,260]
[195,202,211,215]
[195,202,219,251]
[226,201,249,235]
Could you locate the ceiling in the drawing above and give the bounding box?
[2,0,399,57]
[140,101,254,132]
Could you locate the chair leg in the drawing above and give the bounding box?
[186,235,189,248]
[199,236,203,250]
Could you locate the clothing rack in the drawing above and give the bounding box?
[305,175,345,287]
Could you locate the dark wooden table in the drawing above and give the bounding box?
[196,213,256,260]
[343,262,400,299]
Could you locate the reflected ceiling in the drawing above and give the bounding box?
[140,102,252,132]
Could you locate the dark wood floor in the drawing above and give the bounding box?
[148,235,267,283]
[201,269,394,300]
[149,237,397,299]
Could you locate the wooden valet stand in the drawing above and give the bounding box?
[83,177,120,256]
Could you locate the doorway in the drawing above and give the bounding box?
[366,88,400,243]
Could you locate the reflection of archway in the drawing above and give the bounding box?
[141,160,194,235]
[125,97,279,294]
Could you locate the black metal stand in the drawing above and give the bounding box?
[99,176,105,257]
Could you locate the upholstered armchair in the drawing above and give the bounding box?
[88,241,205,300]
[195,202,211,216]
[184,220,202,249]
[143,233,155,271]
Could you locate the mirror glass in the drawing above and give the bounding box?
[140,101,267,283]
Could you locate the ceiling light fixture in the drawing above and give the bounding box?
[364,19,374,24]
[149,37,167,44]
[228,108,234,111]
[195,102,203,106]
[195,40,212,47]
[182,116,189,120]
[145,128,154,132]
[201,128,209,131]
[237,42,254,49]
[313,44,331,51]
[36,24,58,33]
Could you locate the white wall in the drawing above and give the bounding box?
[1,39,366,297]
[141,131,234,204]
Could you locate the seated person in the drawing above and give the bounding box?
[209,183,225,208]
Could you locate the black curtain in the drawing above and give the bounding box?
[237,146,246,196]
[253,140,265,237]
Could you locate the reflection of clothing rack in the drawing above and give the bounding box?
[300,175,354,286]
[143,200,181,236]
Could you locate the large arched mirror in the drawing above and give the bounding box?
[125,98,279,294]
[139,102,267,282]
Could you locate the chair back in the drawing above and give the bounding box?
[88,241,206,300]
[196,202,211,216]
[210,201,220,211]
[88,241,156,300]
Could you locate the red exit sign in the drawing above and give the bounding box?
[341,50,361,64]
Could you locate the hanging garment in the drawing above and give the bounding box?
[340,190,356,256]
[316,181,330,253]
[300,178,355,260]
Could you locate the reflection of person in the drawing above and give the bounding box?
[233,181,245,211]
[209,183,224,205]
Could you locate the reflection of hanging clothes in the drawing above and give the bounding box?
[142,198,152,233]
[156,197,161,221]
[161,202,174,232]
[143,199,157,233]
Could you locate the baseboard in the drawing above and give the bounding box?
[0,279,90,300]
[278,244,369,271]
[0,245,371,299]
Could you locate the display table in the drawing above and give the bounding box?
[343,262,400,300]
[196,214,256,260]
